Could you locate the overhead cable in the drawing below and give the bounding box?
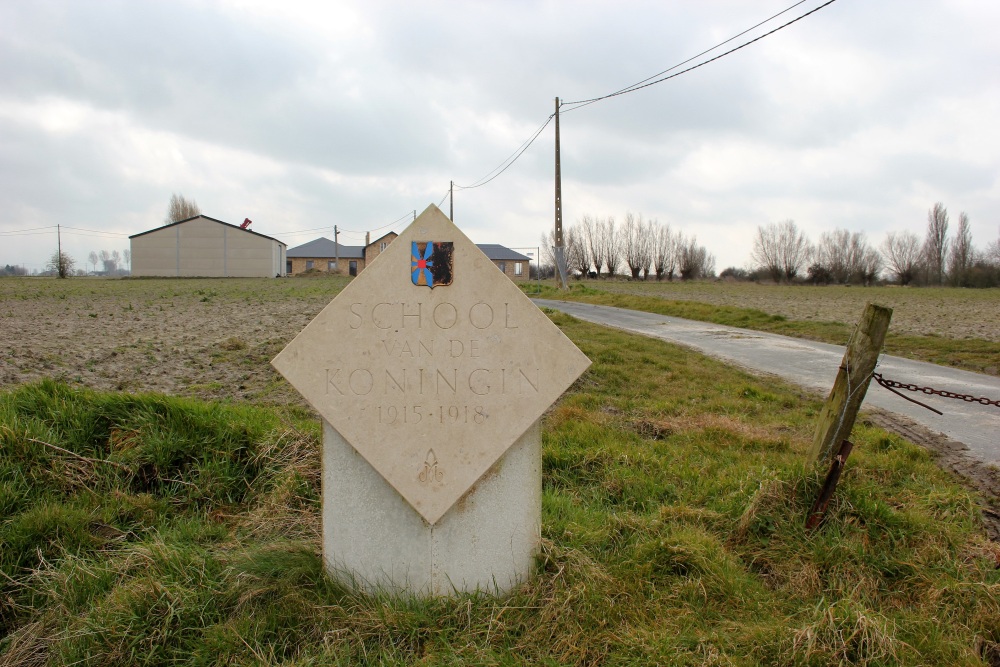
[454,113,555,190]
[561,0,838,111]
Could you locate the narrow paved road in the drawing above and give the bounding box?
[535,299,1000,466]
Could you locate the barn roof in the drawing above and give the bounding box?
[129,215,286,246]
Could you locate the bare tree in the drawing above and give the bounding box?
[881,231,922,285]
[122,248,131,272]
[165,193,201,225]
[566,225,590,277]
[858,246,883,285]
[88,250,99,273]
[604,216,621,278]
[987,235,1000,267]
[948,211,973,285]
[539,231,555,269]
[815,229,873,284]
[678,235,715,280]
[638,218,657,279]
[47,251,75,278]
[923,202,949,285]
[751,223,783,283]
[622,211,652,280]
[652,223,678,281]
[98,249,117,274]
[580,215,602,278]
[751,220,810,283]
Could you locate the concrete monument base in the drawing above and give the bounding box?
[322,418,542,597]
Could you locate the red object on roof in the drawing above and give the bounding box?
[241,218,252,229]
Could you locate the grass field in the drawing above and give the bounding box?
[1,276,999,665]
[524,280,1000,376]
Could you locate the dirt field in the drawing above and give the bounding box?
[0,277,346,407]
[3,275,999,536]
[3,277,998,403]
[587,280,1000,341]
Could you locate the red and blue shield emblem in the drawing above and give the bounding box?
[411,241,453,288]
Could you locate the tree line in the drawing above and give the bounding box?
[541,212,716,281]
[749,203,999,287]
[34,193,193,278]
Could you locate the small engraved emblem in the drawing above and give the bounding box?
[418,449,444,483]
[411,241,454,288]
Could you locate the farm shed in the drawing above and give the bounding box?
[130,215,287,278]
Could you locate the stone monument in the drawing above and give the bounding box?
[272,204,590,596]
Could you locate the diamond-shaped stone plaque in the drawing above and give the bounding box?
[272,205,590,524]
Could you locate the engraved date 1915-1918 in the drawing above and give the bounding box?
[374,404,486,425]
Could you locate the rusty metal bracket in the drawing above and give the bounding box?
[806,439,854,531]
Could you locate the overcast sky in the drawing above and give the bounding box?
[1,0,997,273]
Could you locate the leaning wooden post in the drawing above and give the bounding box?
[809,303,893,464]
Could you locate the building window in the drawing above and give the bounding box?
[380,242,387,251]
[328,261,337,271]
[306,260,314,270]
[286,260,292,274]
[515,262,523,276]
[497,261,506,273]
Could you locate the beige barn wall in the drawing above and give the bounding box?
[131,218,285,277]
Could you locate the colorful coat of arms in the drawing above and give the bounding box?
[411,241,454,288]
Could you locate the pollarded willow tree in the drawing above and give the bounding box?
[881,231,922,286]
[751,220,811,283]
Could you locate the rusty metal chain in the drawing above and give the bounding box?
[872,372,1000,415]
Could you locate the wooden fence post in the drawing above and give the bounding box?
[809,303,893,464]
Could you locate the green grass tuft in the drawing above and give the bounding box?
[2,317,998,666]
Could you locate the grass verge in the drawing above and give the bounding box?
[2,316,999,666]
[529,283,1000,376]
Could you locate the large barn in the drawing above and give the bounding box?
[130,215,287,278]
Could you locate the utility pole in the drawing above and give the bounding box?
[554,97,568,289]
[334,225,339,274]
[56,224,64,278]
[449,180,454,221]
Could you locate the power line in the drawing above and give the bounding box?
[0,225,57,236]
[62,226,128,237]
[561,0,838,111]
[454,114,555,191]
[337,210,413,235]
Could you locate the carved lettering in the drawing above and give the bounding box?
[326,368,344,395]
[349,303,363,329]
[372,302,392,329]
[402,302,422,328]
[432,302,457,329]
[469,302,494,329]
[505,302,517,328]
[469,368,490,395]
[436,368,457,394]
[349,369,373,395]
[385,369,406,394]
